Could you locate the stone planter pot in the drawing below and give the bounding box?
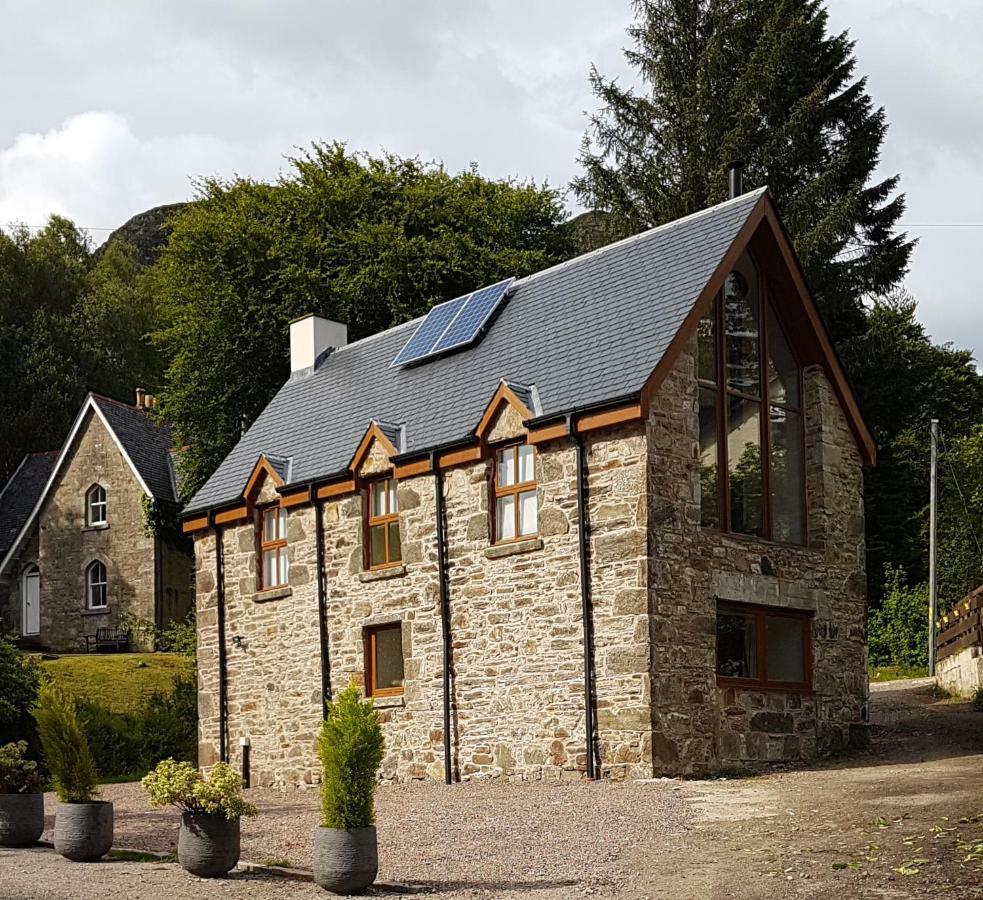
[178,812,240,878]
[53,801,113,862]
[313,826,378,895]
[0,792,44,847]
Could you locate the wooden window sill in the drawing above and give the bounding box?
[372,694,405,709]
[484,537,543,560]
[359,565,407,583]
[255,586,292,603]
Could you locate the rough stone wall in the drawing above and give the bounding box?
[646,339,867,773]
[34,412,158,652]
[0,529,40,637]
[198,422,652,786]
[158,535,195,628]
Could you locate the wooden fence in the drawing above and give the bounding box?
[936,586,983,663]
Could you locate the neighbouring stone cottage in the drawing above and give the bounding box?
[0,391,194,651]
[183,186,873,787]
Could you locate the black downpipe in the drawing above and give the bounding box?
[571,420,598,780]
[214,525,229,764]
[313,487,331,715]
[432,456,454,785]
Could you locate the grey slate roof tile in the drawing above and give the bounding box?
[0,453,57,556]
[186,189,766,513]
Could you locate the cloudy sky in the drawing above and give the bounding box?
[1,1,980,359]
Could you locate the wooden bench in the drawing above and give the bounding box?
[81,626,132,653]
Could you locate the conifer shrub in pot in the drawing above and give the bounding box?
[0,741,45,846]
[314,684,385,895]
[142,759,257,877]
[33,685,112,862]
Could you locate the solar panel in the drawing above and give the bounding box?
[391,277,514,367]
[431,278,513,354]
[390,295,469,367]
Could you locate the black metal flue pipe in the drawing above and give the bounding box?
[312,486,332,715]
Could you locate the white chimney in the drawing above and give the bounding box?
[289,314,347,373]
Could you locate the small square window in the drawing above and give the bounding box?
[716,601,811,690]
[365,622,404,697]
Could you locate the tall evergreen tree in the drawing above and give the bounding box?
[574,0,913,342]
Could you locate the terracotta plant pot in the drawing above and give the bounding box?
[313,825,378,894]
[53,801,113,862]
[178,812,241,877]
[0,792,44,847]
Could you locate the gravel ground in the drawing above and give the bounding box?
[11,680,981,899]
[39,778,688,896]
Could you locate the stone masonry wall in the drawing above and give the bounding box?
[198,413,652,786]
[646,338,867,773]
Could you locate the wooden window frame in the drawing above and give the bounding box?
[715,600,813,692]
[86,484,107,526]
[697,256,807,545]
[491,442,538,545]
[257,503,288,590]
[364,622,404,698]
[86,560,108,610]
[364,476,401,570]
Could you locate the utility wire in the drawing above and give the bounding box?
[938,429,983,564]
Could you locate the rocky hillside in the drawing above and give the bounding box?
[99,202,188,267]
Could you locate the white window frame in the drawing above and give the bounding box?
[86,484,107,526]
[86,561,108,609]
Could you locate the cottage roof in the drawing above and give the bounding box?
[0,394,178,575]
[0,453,57,558]
[186,188,874,515]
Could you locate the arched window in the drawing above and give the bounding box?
[86,484,107,526]
[697,252,805,544]
[86,561,108,609]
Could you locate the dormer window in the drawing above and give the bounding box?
[697,253,805,544]
[86,484,107,526]
[259,505,288,589]
[366,477,401,569]
[493,444,537,543]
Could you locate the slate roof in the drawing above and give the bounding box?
[186,188,767,514]
[90,395,178,503]
[0,453,57,556]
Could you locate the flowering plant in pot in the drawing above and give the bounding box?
[142,759,257,877]
[0,741,45,847]
[32,684,111,862]
[314,684,385,895]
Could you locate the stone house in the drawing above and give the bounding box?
[183,186,874,787]
[0,392,194,651]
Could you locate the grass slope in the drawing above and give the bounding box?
[41,653,192,714]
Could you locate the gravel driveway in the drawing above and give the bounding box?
[4,679,981,899]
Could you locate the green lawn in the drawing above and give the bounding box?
[869,664,929,683]
[41,653,193,714]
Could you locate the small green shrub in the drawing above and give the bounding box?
[77,703,144,779]
[318,684,384,830]
[0,741,43,794]
[158,614,196,659]
[0,636,42,747]
[868,566,930,669]
[33,684,98,803]
[142,759,256,821]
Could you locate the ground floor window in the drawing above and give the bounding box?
[86,560,108,609]
[364,622,405,698]
[715,601,811,690]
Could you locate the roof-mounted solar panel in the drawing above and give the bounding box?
[391,277,513,368]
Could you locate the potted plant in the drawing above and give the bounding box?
[32,684,111,862]
[314,684,385,895]
[0,741,45,846]
[142,759,257,877]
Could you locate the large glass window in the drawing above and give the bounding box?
[493,444,537,542]
[364,622,405,697]
[366,478,401,569]
[716,601,811,689]
[259,505,288,589]
[696,253,805,543]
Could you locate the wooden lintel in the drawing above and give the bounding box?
[279,490,310,509]
[527,422,569,445]
[437,446,482,469]
[575,404,644,434]
[315,479,356,501]
[214,506,249,526]
[394,458,432,480]
[182,515,210,534]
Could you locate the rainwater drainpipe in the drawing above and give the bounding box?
[570,416,598,780]
[214,524,229,764]
[431,452,454,785]
[311,484,331,715]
